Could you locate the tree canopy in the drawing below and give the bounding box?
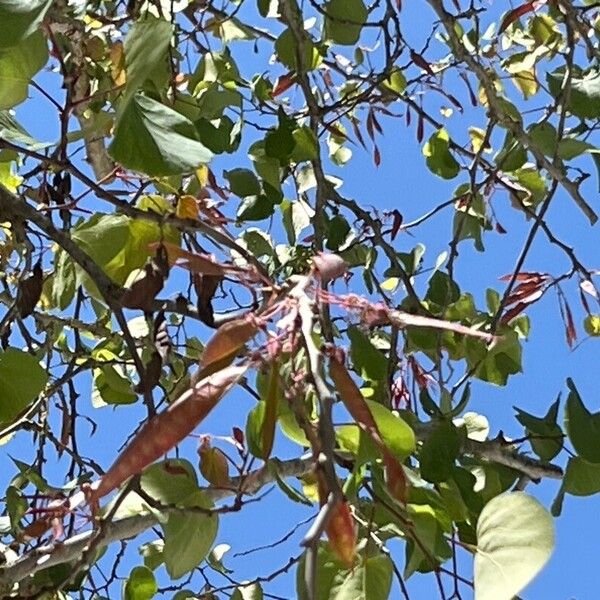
[0,0,599,599]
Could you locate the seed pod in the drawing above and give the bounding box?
[94,364,246,499]
[326,499,357,568]
[329,353,408,503]
[312,252,348,283]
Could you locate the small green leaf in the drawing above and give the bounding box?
[419,420,460,483]
[381,67,407,95]
[123,566,157,600]
[230,583,264,600]
[324,0,368,46]
[0,348,47,424]
[162,490,218,579]
[514,397,563,461]
[475,492,554,600]
[563,456,600,496]
[564,378,600,463]
[225,168,261,197]
[347,326,387,383]
[109,94,213,177]
[423,129,460,179]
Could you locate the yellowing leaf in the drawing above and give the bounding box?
[176,195,199,220]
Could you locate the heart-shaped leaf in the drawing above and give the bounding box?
[475,492,554,600]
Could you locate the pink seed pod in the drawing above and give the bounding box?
[312,252,348,283]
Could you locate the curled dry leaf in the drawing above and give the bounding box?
[93,364,247,499]
[312,252,348,283]
[148,241,232,276]
[122,245,170,312]
[194,273,223,328]
[17,261,43,318]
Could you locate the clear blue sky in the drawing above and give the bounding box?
[2,1,600,598]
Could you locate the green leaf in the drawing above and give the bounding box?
[92,360,137,407]
[528,122,557,156]
[297,544,392,600]
[264,125,295,163]
[123,566,157,600]
[0,348,47,424]
[547,67,600,120]
[274,29,317,71]
[514,397,563,461]
[291,126,319,162]
[0,30,48,109]
[123,16,173,103]
[381,67,407,95]
[0,0,51,49]
[246,401,267,458]
[162,490,218,579]
[347,326,387,383]
[237,195,275,221]
[324,0,368,46]
[225,168,261,197]
[475,492,554,600]
[467,329,522,386]
[326,215,351,251]
[109,94,213,176]
[419,420,460,483]
[494,132,527,172]
[404,503,453,577]
[564,378,600,463]
[563,457,600,496]
[230,583,263,600]
[365,400,416,460]
[423,129,460,179]
[0,110,48,149]
[139,541,164,571]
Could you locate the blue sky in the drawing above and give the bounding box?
[2,1,600,598]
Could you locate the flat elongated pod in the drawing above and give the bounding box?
[93,365,247,499]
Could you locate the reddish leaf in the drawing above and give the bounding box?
[373,145,381,167]
[272,72,296,97]
[499,271,548,283]
[410,50,435,76]
[391,209,403,240]
[499,2,537,34]
[565,300,577,349]
[17,261,43,318]
[417,112,424,143]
